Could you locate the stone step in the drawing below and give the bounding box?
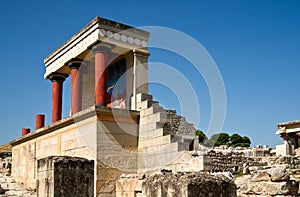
[0,174,36,197]
[4,190,34,196]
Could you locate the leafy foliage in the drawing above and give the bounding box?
[206,133,230,147]
[206,132,251,147]
[195,130,207,143]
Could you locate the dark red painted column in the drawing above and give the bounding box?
[68,60,82,114]
[22,128,30,136]
[50,74,67,122]
[35,114,45,129]
[292,136,299,149]
[281,135,289,145]
[92,44,112,106]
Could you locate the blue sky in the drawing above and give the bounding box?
[0,0,300,147]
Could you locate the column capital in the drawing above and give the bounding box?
[133,49,151,57]
[49,73,68,82]
[67,58,85,70]
[91,42,115,54]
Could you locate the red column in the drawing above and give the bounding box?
[92,44,112,106]
[50,74,67,122]
[35,114,45,129]
[22,128,30,136]
[68,60,82,114]
[282,135,289,145]
[292,136,299,149]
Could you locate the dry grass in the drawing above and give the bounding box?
[0,143,12,153]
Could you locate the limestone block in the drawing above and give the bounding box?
[144,107,154,117]
[269,167,290,182]
[37,156,94,197]
[141,142,179,155]
[148,128,164,138]
[149,113,166,124]
[139,135,171,148]
[142,172,236,197]
[143,153,167,169]
[139,130,148,141]
[166,151,183,165]
[116,177,138,195]
[250,170,271,182]
[136,100,149,111]
[139,116,150,126]
[136,93,152,103]
[276,144,294,156]
[139,123,160,133]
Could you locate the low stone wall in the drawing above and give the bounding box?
[0,152,12,176]
[142,172,237,197]
[205,150,265,173]
[264,155,300,168]
[37,156,94,197]
[235,167,299,196]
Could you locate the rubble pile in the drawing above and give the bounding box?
[143,171,237,197]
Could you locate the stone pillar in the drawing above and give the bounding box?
[37,156,94,197]
[92,43,113,106]
[50,73,67,122]
[131,50,150,110]
[35,114,45,130]
[292,136,299,149]
[68,59,83,114]
[281,135,289,145]
[22,128,30,136]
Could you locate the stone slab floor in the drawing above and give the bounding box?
[0,174,35,197]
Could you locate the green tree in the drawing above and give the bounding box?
[229,134,251,147]
[195,130,207,144]
[229,133,243,146]
[206,133,230,147]
[206,132,251,148]
[242,136,251,144]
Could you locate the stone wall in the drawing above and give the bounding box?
[0,152,12,176]
[11,106,140,196]
[136,93,198,171]
[205,150,265,173]
[142,171,237,197]
[37,156,94,197]
[11,114,97,190]
[235,167,299,196]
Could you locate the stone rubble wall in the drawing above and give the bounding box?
[205,150,266,174]
[37,156,94,197]
[141,171,237,197]
[235,167,299,197]
[0,173,35,197]
[0,153,12,177]
[163,110,196,137]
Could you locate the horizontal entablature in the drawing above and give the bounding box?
[44,16,149,79]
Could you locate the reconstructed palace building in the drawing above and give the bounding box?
[10,17,197,196]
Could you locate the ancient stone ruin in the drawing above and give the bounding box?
[1,16,300,197]
[141,172,237,197]
[37,156,94,197]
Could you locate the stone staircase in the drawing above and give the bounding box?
[0,174,36,197]
[135,93,198,171]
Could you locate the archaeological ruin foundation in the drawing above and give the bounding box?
[0,16,299,197]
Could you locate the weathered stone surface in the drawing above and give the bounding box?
[37,156,94,197]
[0,153,11,177]
[250,170,271,182]
[269,167,290,182]
[242,167,250,175]
[0,173,35,196]
[235,167,298,197]
[142,172,237,197]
